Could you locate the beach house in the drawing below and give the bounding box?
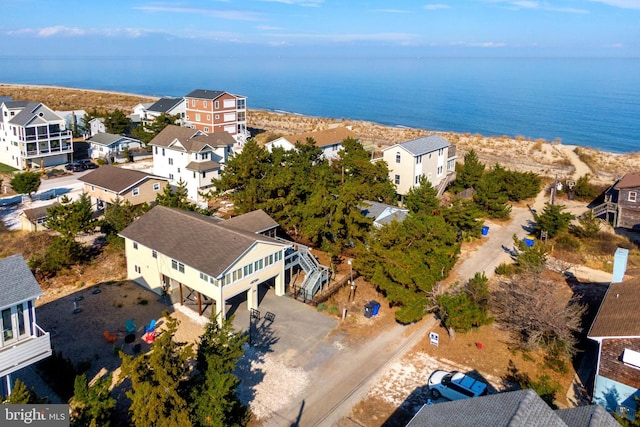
[0,101,73,170]
[87,132,142,162]
[140,97,185,127]
[265,126,357,162]
[0,255,52,396]
[148,125,235,206]
[381,135,456,197]
[593,172,640,230]
[119,206,329,326]
[184,89,248,144]
[588,277,640,421]
[79,165,169,211]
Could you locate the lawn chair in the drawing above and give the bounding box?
[125,319,137,334]
[144,319,157,333]
[103,331,118,343]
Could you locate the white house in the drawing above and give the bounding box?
[88,117,106,137]
[381,135,456,197]
[0,101,74,170]
[149,125,235,206]
[265,126,356,162]
[0,255,52,396]
[87,133,142,161]
[141,97,185,126]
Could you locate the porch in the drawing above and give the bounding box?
[0,323,52,378]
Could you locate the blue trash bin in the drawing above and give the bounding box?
[370,300,381,316]
[481,226,489,236]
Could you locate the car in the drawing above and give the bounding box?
[79,159,98,169]
[427,370,488,401]
[66,161,85,172]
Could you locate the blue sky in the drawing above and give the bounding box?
[1,0,639,57]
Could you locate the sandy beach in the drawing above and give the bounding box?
[1,82,639,185]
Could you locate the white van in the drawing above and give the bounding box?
[427,370,488,401]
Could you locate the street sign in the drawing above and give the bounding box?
[430,332,439,347]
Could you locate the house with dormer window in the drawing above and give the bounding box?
[149,125,236,206]
[0,101,73,170]
[381,135,456,197]
[0,254,52,396]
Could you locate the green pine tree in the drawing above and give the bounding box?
[69,373,115,427]
[10,171,41,201]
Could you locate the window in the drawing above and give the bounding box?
[200,272,215,284]
[416,155,422,164]
[171,259,185,273]
[204,127,209,132]
[254,259,264,271]
[214,101,219,109]
[437,166,443,175]
[232,268,243,281]
[169,173,174,180]
[629,191,637,202]
[201,152,209,160]
[394,174,400,185]
[191,100,195,107]
[153,183,160,191]
[133,242,138,249]
[215,114,220,119]
[195,113,201,122]
[132,187,140,196]
[152,250,157,258]
[203,101,207,108]
[202,172,206,178]
[244,264,253,276]
[207,115,211,121]
[237,99,245,109]
[162,148,165,156]
[168,158,173,165]
[134,265,141,274]
[177,168,181,173]
[415,175,420,185]
[91,185,95,191]
[395,152,401,163]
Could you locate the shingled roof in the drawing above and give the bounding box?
[614,172,640,190]
[78,165,168,194]
[147,97,183,113]
[406,389,618,427]
[87,133,139,146]
[222,209,279,234]
[0,254,43,308]
[384,134,450,156]
[119,206,287,278]
[588,277,640,338]
[185,89,225,100]
[8,102,63,126]
[149,125,235,151]
[286,126,357,148]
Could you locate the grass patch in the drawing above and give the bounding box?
[0,164,18,173]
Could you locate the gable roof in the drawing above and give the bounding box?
[406,389,617,427]
[588,277,640,338]
[556,405,622,427]
[221,210,279,234]
[119,206,287,278]
[185,89,226,100]
[360,201,408,226]
[285,126,357,148]
[9,102,63,126]
[149,125,235,151]
[87,133,139,147]
[185,160,220,172]
[147,97,183,114]
[78,165,168,194]
[0,254,43,308]
[614,172,640,190]
[383,134,450,156]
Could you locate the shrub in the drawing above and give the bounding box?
[495,262,517,276]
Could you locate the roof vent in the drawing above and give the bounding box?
[38,112,44,117]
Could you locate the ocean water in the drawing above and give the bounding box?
[0,56,638,153]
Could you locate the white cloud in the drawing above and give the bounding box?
[134,5,263,21]
[256,25,285,31]
[38,26,87,37]
[423,4,451,10]
[258,0,323,6]
[450,41,507,47]
[588,0,640,9]
[260,31,418,44]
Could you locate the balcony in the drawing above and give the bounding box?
[0,323,52,377]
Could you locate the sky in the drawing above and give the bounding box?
[1,0,639,57]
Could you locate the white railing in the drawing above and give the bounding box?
[0,323,52,377]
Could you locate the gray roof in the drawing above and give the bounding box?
[588,277,640,338]
[3,100,30,109]
[406,390,615,427]
[556,405,621,427]
[78,165,168,194]
[119,206,287,278]
[148,97,183,113]
[360,201,408,226]
[222,210,279,234]
[386,135,450,157]
[0,254,43,308]
[22,202,58,221]
[149,125,235,151]
[9,102,63,126]
[185,89,225,100]
[87,133,140,147]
